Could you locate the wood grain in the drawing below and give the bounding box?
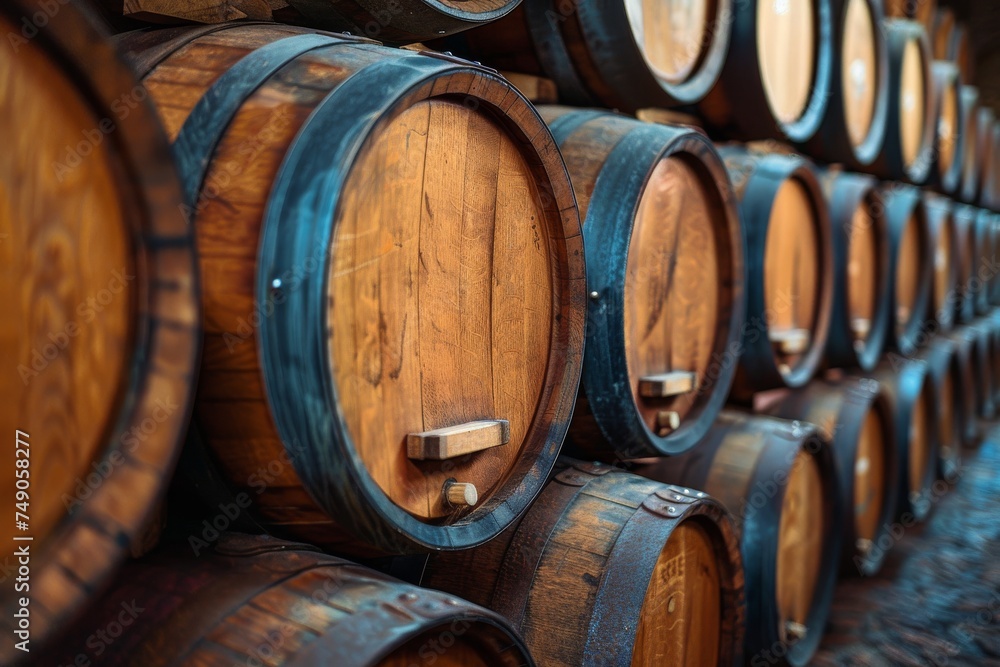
[633,520,722,667]
[847,200,879,342]
[895,210,923,326]
[854,405,887,543]
[627,0,714,84]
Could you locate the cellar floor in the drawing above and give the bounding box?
[814,424,1000,667]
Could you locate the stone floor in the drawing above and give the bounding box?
[813,426,1000,666]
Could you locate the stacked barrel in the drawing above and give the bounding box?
[7,0,1000,665]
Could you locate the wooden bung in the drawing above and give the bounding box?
[943,327,980,447]
[924,193,959,332]
[868,19,934,184]
[873,358,940,521]
[917,338,965,484]
[959,86,982,203]
[421,461,746,667]
[879,184,933,356]
[804,0,888,167]
[430,0,732,111]
[0,1,199,660]
[817,169,891,371]
[719,146,833,396]
[121,24,587,555]
[928,61,964,194]
[761,379,899,576]
[637,411,841,667]
[697,0,834,143]
[536,108,744,459]
[37,534,534,667]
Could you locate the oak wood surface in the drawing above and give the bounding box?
[899,38,927,169]
[756,0,815,125]
[841,0,878,147]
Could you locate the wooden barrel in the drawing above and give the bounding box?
[984,125,1000,211]
[944,327,981,446]
[818,170,891,371]
[976,109,998,206]
[719,147,834,396]
[930,7,955,60]
[872,358,940,521]
[990,212,1000,304]
[39,534,534,666]
[804,0,888,167]
[881,184,933,355]
[868,20,934,184]
[966,322,996,419]
[421,461,746,667]
[123,25,587,555]
[917,338,965,483]
[924,193,958,331]
[0,1,199,660]
[948,24,976,85]
[532,108,743,458]
[431,0,733,111]
[928,61,964,194]
[637,411,841,667]
[285,0,520,44]
[697,0,834,143]
[959,86,982,203]
[974,208,997,315]
[952,204,979,323]
[761,378,898,576]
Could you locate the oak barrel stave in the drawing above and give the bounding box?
[421,460,746,667]
[959,86,981,203]
[637,411,842,667]
[924,193,959,332]
[928,61,964,194]
[123,24,587,555]
[0,0,199,659]
[39,534,535,666]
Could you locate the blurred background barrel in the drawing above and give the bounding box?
[40,534,535,666]
[537,108,744,459]
[882,185,933,355]
[804,0,888,168]
[945,327,981,446]
[719,147,834,396]
[760,379,899,576]
[924,193,959,331]
[975,208,997,314]
[968,320,997,418]
[432,0,733,110]
[928,61,964,194]
[698,0,833,144]
[869,20,934,184]
[422,461,746,667]
[975,109,997,205]
[637,412,841,667]
[918,338,966,483]
[123,24,587,555]
[0,1,199,659]
[953,204,980,322]
[873,358,940,521]
[820,170,891,371]
[959,86,982,203]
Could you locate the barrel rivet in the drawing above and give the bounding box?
[856,538,874,554]
[785,621,808,642]
[589,291,600,300]
[402,592,418,602]
[444,481,478,507]
[666,506,677,515]
[673,495,683,501]
[696,492,706,498]
[271,278,282,289]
